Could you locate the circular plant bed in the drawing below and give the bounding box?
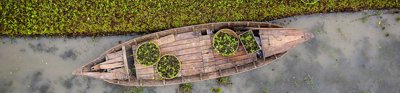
[156,55,181,79]
[213,29,239,56]
[136,42,160,66]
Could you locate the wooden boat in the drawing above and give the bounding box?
[72,22,314,86]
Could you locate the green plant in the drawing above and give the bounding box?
[239,31,261,54]
[211,87,222,93]
[156,55,181,79]
[263,87,269,93]
[301,0,319,5]
[136,42,160,66]
[0,0,399,36]
[396,16,400,22]
[213,29,239,56]
[216,76,232,85]
[124,87,143,93]
[179,83,192,93]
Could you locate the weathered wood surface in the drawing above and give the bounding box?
[259,29,307,57]
[135,32,258,79]
[73,22,312,86]
[106,51,123,60]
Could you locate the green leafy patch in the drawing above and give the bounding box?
[0,0,399,36]
[211,87,222,93]
[239,31,261,54]
[216,76,232,85]
[213,29,239,56]
[136,42,160,66]
[156,55,180,79]
[179,83,192,93]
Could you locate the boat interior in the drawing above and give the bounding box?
[73,22,313,86]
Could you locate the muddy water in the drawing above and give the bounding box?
[1,10,400,93]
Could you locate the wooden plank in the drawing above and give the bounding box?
[91,62,124,70]
[160,37,200,48]
[106,51,123,60]
[182,59,203,64]
[110,68,126,73]
[181,61,203,70]
[100,57,123,65]
[182,69,203,76]
[152,35,175,45]
[122,46,130,77]
[136,67,155,75]
[162,45,211,56]
[160,39,211,53]
[81,72,129,80]
[175,32,198,40]
[177,52,202,61]
[203,71,219,79]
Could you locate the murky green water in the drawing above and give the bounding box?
[0,10,399,93]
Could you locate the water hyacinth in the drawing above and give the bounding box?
[136,42,160,66]
[239,31,261,54]
[213,29,239,56]
[156,55,180,79]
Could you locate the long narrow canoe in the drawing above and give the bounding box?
[72,22,314,86]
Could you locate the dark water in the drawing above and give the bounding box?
[0,10,399,93]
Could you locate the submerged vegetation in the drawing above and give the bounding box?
[0,0,399,36]
[136,42,160,66]
[213,29,239,56]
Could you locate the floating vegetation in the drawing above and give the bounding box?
[303,74,315,89]
[396,16,400,22]
[216,76,232,85]
[179,83,192,93]
[124,87,143,93]
[0,0,399,36]
[211,87,222,93]
[301,0,319,5]
[263,87,270,93]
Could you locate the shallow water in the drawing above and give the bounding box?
[1,10,400,93]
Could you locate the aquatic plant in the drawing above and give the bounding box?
[304,74,315,89]
[216,76,232,85]
[301,0,319,5]
[263,87,269,93]
[213,29,239,56]
[179,83,192,93]
[124,87,143,93]
[239,30,261,54]
[156,55,181,79]
[136,42,160,66]
[396,16,400,22]
[1,0,398,37]
[211,87,222,93]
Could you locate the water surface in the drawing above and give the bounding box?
[0,10,399,93]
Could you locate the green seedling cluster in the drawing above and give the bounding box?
[213,29,239,56]
[136,42,160,66]
[156,55,180,79]
[240,31,261,54]
[211,87,222,93]
[179,83,193,93]
[216,76,232,85]
[1,0,398,37]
